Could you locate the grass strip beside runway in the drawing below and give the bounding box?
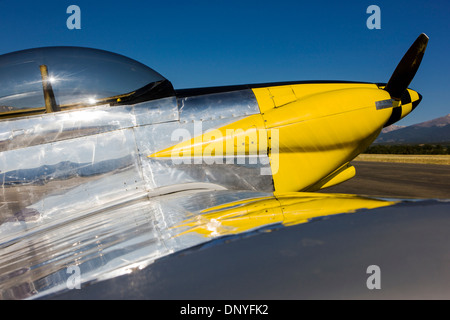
[357,154,450,165]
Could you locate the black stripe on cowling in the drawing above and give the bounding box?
[401,90,411,105]
[412,92,423,111]
[384,106,403,127]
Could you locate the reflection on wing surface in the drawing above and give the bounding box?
[0,189,396,299]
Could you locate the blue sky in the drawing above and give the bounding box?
[0,0,448,125]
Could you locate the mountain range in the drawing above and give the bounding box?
[375,114,450,145]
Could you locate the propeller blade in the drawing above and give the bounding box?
[384,33,429,100]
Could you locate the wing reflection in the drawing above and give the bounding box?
[173,193,398,237]
[0,190,397,299]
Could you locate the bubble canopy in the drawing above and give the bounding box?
[0,46,174,115]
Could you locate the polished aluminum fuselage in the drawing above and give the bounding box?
[0,89,276,299]
[0,90,272,222]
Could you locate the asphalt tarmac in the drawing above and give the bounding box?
[321,161,450,199]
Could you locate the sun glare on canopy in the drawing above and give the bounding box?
[0,46,174,117]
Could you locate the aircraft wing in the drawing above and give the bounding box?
[54,197,450,301]
[2,187,449,300]
[0,186,396,299]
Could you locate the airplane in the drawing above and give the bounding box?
[0,33,432,299]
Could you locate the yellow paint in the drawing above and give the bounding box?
[409,89,420,102]
[400,89,420,119]
[251,88,274,113]
[253,83,380,112]
[255,85,392,192]
[268,86,297,107]
[149,114,267,159]
[305,163,356,191]
[149,82,421,193]
[173,192,397,238]
[373,86,420,121]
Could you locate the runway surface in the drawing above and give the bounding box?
[321,161,450,199]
